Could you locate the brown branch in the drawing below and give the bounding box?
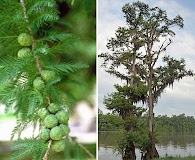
[46,96,51,105]
[19,1,52,160]
[20,0,31,35]
[43,139,52,160]
[36,56,42,75]
[151,38,172,68]
[20,0,42,74]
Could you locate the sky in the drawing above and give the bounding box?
[97,0,195,117]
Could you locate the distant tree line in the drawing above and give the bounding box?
[155,113,195,133]
[99,110,195,133]
[98,109,123,131]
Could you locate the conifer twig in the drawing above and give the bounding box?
[35,56,42,74]
[20,0,31,35]
[43,139,52,160]
[20,2,52,160]
[47,96,51,105]
[20,0,42,74]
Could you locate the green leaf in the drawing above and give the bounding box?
[11,138,47,160]
[11,117,38,140]
[30,13,59,29]
[49,35,79,54]
[28,90,44,115]
[39,32,76,43]
[46,85,69,109]
[64,138,71,159]
[45,62,89,74]
[27,0,56,15]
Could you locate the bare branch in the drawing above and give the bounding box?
[152,38,172,68]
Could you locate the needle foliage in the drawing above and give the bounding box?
[0,0,95,159]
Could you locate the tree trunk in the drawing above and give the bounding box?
[144,69,159,159]
[121,51,137,160]
[122,108,136,160]
[122,140,136,160]
[142,132,159,160]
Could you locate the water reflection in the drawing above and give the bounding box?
[98,131,195,160]
[157,133,195,148]
[98,147,122,160]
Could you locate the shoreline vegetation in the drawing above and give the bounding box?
[98,111,195,159]
[98,110,195,133]
[154,156,195,160]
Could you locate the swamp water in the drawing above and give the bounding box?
[98,131,195,160]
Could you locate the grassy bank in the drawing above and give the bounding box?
[154,156,195,160]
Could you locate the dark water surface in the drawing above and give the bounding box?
[98,131,195,160]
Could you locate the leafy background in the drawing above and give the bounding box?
[0,0,96,159]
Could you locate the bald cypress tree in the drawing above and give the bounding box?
[99,1,193,159]
[99,2,149,159]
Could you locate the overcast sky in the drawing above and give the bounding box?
[98,0,195,117]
